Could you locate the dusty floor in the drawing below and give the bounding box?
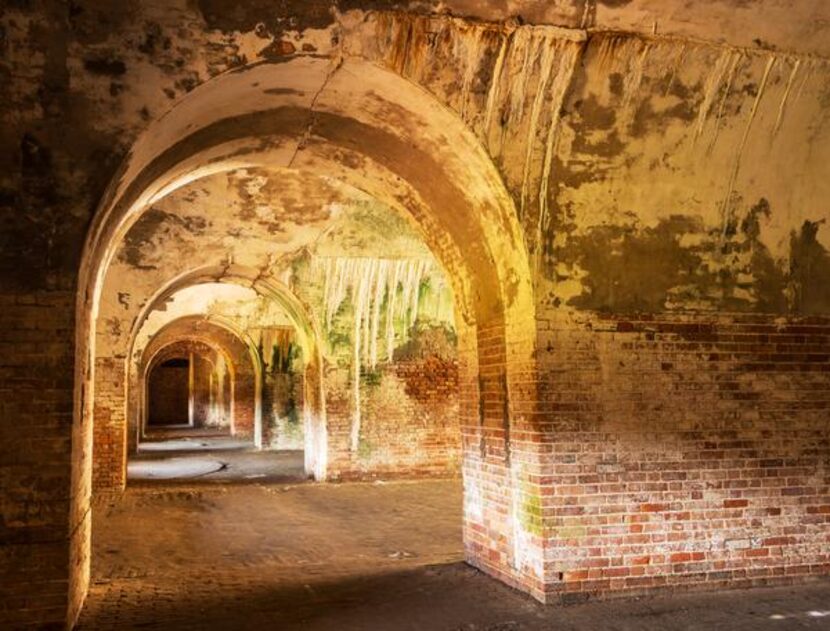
[77,474,830,630]
[129,428,307,484]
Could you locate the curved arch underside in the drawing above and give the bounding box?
[129,266,321,365]
[76,52,542,619]
[83,57,534,330]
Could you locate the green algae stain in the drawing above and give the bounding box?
[520,481,545,537]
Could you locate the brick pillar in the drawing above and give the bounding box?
[230,358,256,437]
[460,316,547,600]
[303,356,327,479]
[0,291,78,629]
[191,354,213,428]
[92,356,126,492]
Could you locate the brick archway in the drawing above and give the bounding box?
[90,266,327,492]
[143,340,222,431]
[136,320,258,442]
[74,56,540,623]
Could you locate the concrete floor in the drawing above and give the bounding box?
[78,464,830,630]
[129,428,308,484]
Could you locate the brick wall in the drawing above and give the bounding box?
[191,354,211,428]
[537,310,830,601]
[0,292,77,629]
[232,367,256,438]
[325,355,462,479]
[92,357,126,491]
[461,319,549,600]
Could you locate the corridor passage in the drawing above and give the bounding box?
[78,479,830,630]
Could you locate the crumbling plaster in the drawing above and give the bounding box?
[3,3,828,314]
[96,169,444,360]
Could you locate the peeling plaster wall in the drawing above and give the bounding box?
[340,12,830,315]
[95,172,418,360]
[2,3,828,295]
[1,1,830,627]
[304,255,461,479]
[541,36,830,315]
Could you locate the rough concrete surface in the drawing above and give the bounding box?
[129,432,307,483]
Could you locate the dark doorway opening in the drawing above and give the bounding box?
[148,357,190,426]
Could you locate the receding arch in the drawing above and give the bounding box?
[78,57,534,331]
[135,317,257,445]
[124,268,328,477]
[126,265,323,366]
[90,264,331,494]
[142,339,224,432]
[74,55,540,615]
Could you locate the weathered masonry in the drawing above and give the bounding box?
[1,1,829,628]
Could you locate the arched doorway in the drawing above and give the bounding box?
[73,56,540,622]
[146,356,192,428]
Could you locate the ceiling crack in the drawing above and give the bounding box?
[286,54,345,170]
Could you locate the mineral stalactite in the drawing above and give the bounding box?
[316,257,430,451]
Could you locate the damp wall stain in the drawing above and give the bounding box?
[789,220,830,314]
[196,0,335,37]
[559,216,704,313]
[118,207,207,269]
[532,27,830,317]
[552,199,828,315]
[1,2,829,317]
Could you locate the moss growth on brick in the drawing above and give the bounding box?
[357,437,374,460]
[521,482,545,537]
